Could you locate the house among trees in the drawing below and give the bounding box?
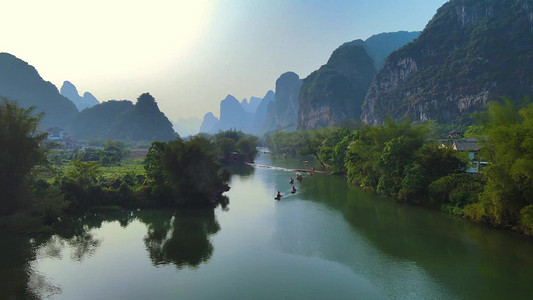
[45,127,80,150]
[452,138,486,174]
[46,127,68,140]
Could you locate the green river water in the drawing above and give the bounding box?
[1,152,533,299]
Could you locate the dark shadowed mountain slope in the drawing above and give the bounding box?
[0,53,78,128]
[71,93,176,141]
[110,93,176,141]
[70,100,133,139]
[298,44,376,130]
[263,72,302,133]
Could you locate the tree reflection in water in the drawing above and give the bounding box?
[139,209,220,269]
[223,164,255,180]
[39,209,221,269]
[0,208,221,299]
[0,231,43,299]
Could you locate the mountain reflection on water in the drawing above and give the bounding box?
[0,209,221,299]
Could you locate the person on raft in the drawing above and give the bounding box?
[276,191,282,199]
[289,177,294,184]
[291,186,297,193]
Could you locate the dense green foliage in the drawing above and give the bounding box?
[211,129,258,163]
[464,100,533,231]
[143,136,230,207]
[265,130,307,155]
[0,100,47,216]
[429,173,484,215]
[48,140,130,166]
[318,128,356,174]
[343,119,453,198]
[265,127,336,160]
[268,118,476,215]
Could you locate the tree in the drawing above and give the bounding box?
[377,136,422,195]
[0,100,47,215]
[398,142,467,203]
[235,137,257,162]
[144,137,229,207]
[318,128,355,174]
[465,99,533,228]
[60,159,102,208]
[345,119,428,191]
[104,139,130,160]
[300,127,336,167]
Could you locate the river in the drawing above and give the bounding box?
[1,152,533,299]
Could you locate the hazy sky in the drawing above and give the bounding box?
[3,0,447,121]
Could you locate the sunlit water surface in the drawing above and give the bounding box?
[2,152,533,299]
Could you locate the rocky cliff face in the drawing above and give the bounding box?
[60,81,99,111]
[298,44,375,130]
[263,72,302,133]
[0,53,78,129]
[362,0,533,125]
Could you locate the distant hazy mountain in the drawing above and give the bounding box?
[214,95,254,132]
[362,0,533,125]
[263,72,302,133]
[173,116,202,137]
[247,90,275,135]
[60,81,99,111]
[298,44,376,130]
[241,96,262,114]
[71,93,176,141]
[360,31,420,70]
[200,92,275,135]
[0,53,78,129]
[200,112,218,133]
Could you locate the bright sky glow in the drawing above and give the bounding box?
[2,0,448,121]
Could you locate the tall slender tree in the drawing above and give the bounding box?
[0,100,47,215]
